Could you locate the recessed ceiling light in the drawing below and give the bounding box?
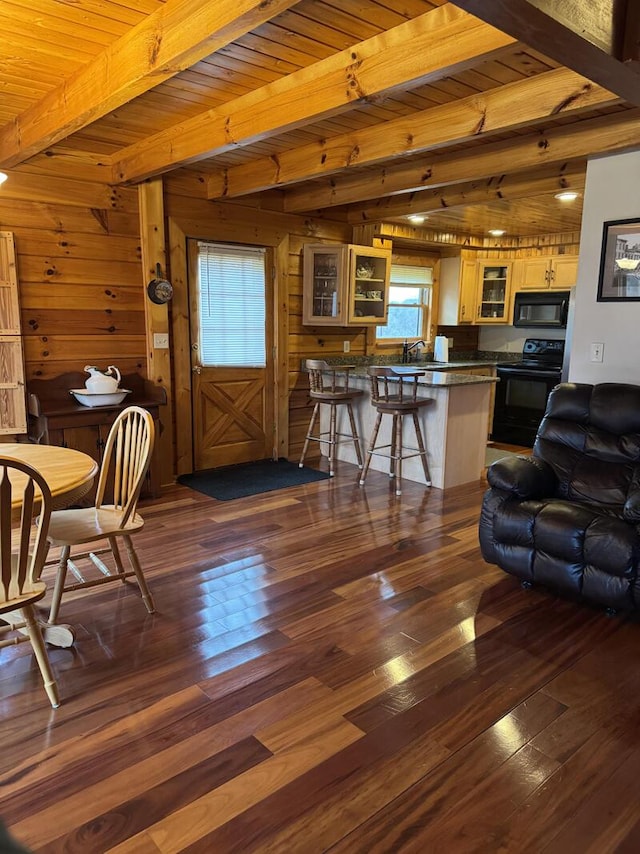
[0,172,7,186]
[554,191,580,202]
[488,229,505,237]
[407,214,426,224]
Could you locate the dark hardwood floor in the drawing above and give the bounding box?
[1,461,639,852]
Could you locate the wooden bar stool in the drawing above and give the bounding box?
[359,366,432,495]
[299,360,364,477]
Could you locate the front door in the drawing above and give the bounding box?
[188,240,275,471]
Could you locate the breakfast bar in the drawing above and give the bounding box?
[321,367,498,490]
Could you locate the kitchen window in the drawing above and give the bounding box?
[375,264,433,342]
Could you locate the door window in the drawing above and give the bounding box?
[196,242,266,367]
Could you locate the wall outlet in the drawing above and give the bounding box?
[447,337,454,348]
[590,342,604,363]
[153,332,169,349]
[343,340,350,353]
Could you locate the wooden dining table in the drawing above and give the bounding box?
[1,442,98,647]
[1,442,98,514]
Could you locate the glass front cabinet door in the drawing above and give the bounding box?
[476,261,512,323]
[302,243,391,326]
[302,244,346,325]
[347,245,391,325]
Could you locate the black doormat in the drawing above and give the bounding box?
[177,458,330,501]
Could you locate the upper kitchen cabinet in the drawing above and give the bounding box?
[514,255,579,290]
[438,256,478,325]
[476,261,513,323]
[302,243,390,326]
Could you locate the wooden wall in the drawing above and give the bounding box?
[0,156,145,384]
[163,173,355,462]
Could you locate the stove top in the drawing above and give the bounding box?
[498,338,565,373]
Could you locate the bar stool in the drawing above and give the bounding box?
[299,359,364,477]
[359,366,432,495]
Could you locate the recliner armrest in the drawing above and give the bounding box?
[487,455,557,500]
[624,489,640,522]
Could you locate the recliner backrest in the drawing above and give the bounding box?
[534,383,640,514]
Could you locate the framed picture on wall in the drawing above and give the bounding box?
[597,217,640,301]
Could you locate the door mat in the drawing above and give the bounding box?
[177,458,330,501]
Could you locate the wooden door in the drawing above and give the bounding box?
[0,232,26,435]
[188,240,275,471]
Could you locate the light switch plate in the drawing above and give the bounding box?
[154,332,169,349]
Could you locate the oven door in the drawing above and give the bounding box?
[492,367,560,445]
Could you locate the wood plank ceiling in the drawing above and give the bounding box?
[0,0,638,239]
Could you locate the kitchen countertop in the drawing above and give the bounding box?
[346,366,497,388]
[308,351,517,371]
[413,360,497,370]
[302,353,511,387]
[312,362,498,388]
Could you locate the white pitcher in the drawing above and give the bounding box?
[84,365,121,393]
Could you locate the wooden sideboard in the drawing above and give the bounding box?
[27,372,167,502]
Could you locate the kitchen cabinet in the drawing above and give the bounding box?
[0,232,26,435]
[514,255,578,290]
[26,372,167,504]
[302,243,390,326]
[475,261,513,323]
[438,257,478,325]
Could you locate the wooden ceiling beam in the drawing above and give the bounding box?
[511,0,626,54]
[112,6,517,183]
[207,68,615,199]
[347,164,587,223]
[451,0,640,104]
[0,0,301,169]
[283,108,640,212]
[622,0,640,64]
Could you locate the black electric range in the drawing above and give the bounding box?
[492,338,565,446]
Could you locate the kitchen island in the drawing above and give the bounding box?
[319,366,498,490]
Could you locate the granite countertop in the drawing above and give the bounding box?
[314,351,518,371]
[343,365,498,388]
[302,352,514,388]
[416,360,497,370]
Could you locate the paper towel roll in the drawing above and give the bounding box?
[433,335,449,362]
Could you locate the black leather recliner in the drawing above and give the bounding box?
[480,382,640,613]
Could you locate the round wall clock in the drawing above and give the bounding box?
[147,277,173,305]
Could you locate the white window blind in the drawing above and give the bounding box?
[197,242,266,367]
[376,263,433,340]
[390,264,433,286]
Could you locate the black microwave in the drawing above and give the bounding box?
[513,290,570,328]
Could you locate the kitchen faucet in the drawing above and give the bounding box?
[402,340,425,363]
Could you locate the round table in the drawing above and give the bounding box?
[1,443,98,648]
[1,443,98,512]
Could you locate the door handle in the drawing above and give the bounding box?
[192,365,202,374]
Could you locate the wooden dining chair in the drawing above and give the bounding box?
[43,405,156,624]
[0,456,59,708]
